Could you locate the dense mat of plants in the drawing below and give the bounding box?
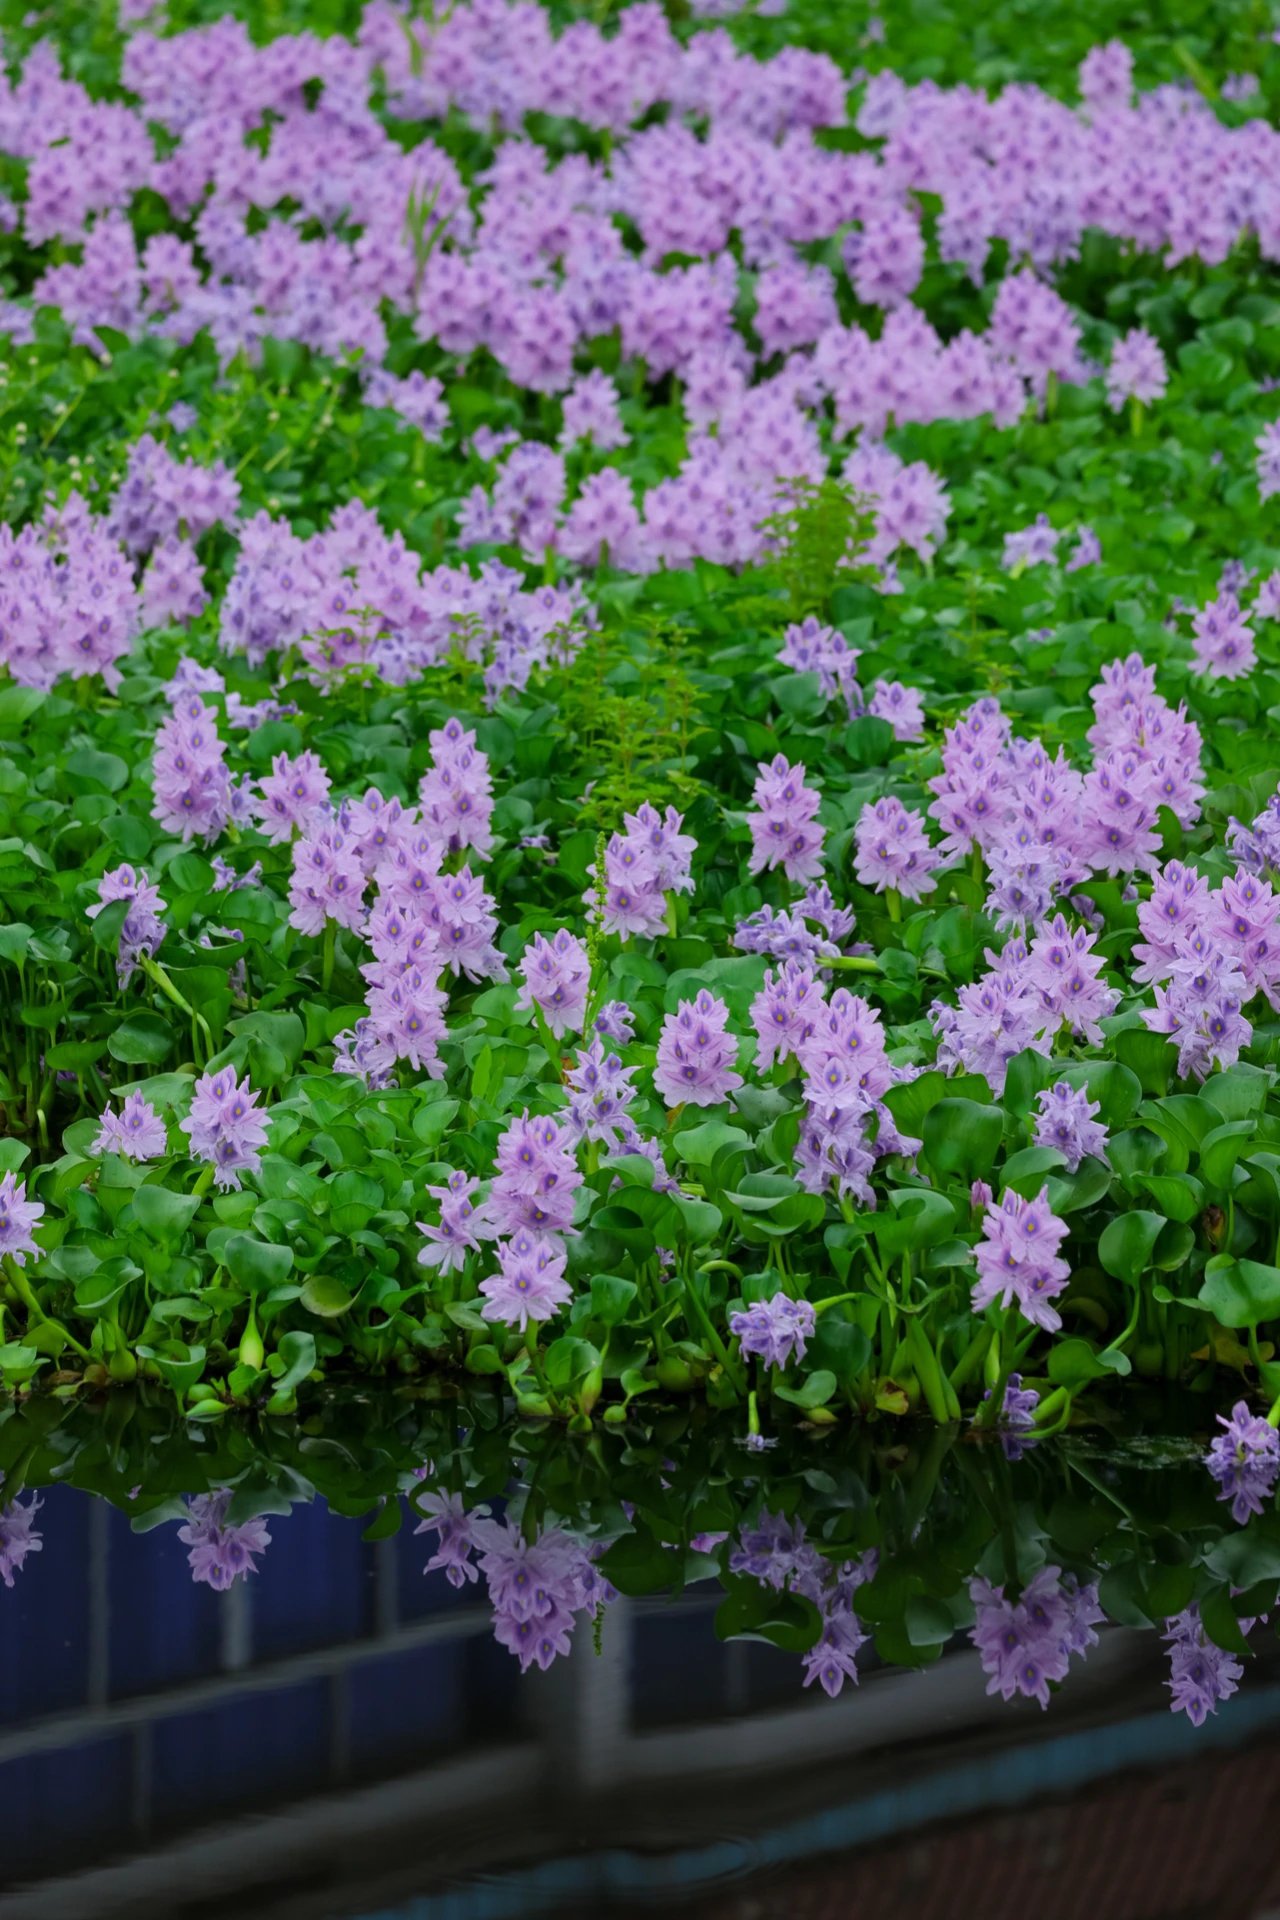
[6,0,1280,1467]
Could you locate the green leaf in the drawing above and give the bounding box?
[223,1233,294,1294]
[1198,1120,1257,1191]
[600,1524,682,1597]
[1112,1028,1177,1096]
[1098,1210,1168,1287]
[589,1273,638,1326]
[132,1184,201,1244]
[922,1098,1004,1183]
[299,1273,357,1318]
[773,1368,837,1410]
[1198,1257,1280,1330]
[268,1329,316,1398]
[108,1012,174,1066]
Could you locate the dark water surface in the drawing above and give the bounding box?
[3,1473,1280,1920]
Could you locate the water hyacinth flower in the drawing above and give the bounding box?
[0,1172,43,1267]
[472,1516,615,1673]
[414,1488,488,1588]
[92,1092,167,1161]
[1204,1401,1280,1524]
[180,1068,271,1190]
[480,1230,571,1330]
[971,1186,1072,1331]
[1105,326,1167,410]
[177,1490,272,1590]
[1032,1081,1108,1171]
[730,1292,816,1370]
[852,794,936,902]
[87,865,166,986]
[747,755,826,884]
[654,991,744,1107]
[487,1112,582,1239]
[516,928,591,1038]
[0,1492,42,1586]
[254,749,331,843]
[416,1171,483,1273]
[750,959,821,1072]
[1191,592,1256,680]
[1164,1606,1243,1725]
[970,1566,1104,1708]
[978,1373,1042,1458]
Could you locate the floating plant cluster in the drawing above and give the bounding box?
[3,0,1280,1702]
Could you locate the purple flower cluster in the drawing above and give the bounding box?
[0,1173,43,1267]
[1163,1607,1243,1725]
[1032,1081,1109,1170]
[1134,858,1280,1078]
[152,694,233,843]
[176,1490,272,1590]
[0,1492,43,1587]
[87,864,166,986]
[972,1186,1072,1331]
[1105,326,1167,409]
[93,1092,167,1161]
[517,929,591,1039]
[180,1068,271,1190]
[747,755,825,885]
[1205,1401,1280,1524]
[970,1566,1105,1708]
[588,801,696,942]
[654,990,743,1108]
[852,795,936,901]
[730,1510,876,1697]
[730,1291,816,1370]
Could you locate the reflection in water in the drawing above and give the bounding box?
[1,1396,1279,1913]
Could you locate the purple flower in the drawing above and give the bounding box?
[1205,1401,1280,1525]
[416,1171,483,1274]
[1257,422,1280,502]
[654,991,743,1108]
[751,959,821,1072]
[565,1038,637,1145]
[1164,1606,1243,1725]
[730,1291,816,1370]
[1191,593,1256,680]
[970,1566,1103,1708]
[1106,327,1167,409]
[418,717,495,860]
[289,821,368,937]
[486,1111,582,1240]
[853,794,936,901]
[480,1230,571,1329]
[151,696,232,843]
[867,678,926,741]
[93,1092,167,1161]
[255,750,331,844]
[977,1372,1041,1458]
[593,1000,635,1047]
[472,1515,614,1673]
[177,1490,271,1591]
[972,1186,1071,1332]
[0,1172,43,1267]
[87,864,166,986]
[414,1488,487,1588]
[747,755,825,885]
[1003,513,1060,571]
[180,1068,270,1190]
[0,1492,42,1586]
[517,928,590,1038]
[1032,1081,1109,1171]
